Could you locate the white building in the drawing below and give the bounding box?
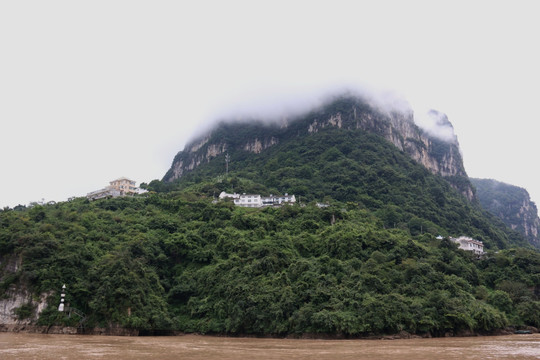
[450,236,484,255]
[261,194,296,207]
[229,193,296,208]
[234,194,262,207]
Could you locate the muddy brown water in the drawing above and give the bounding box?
[0,333,538,359]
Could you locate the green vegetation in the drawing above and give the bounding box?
[1,107,539,336]
[1,194,539,335]
[13,302,35,320]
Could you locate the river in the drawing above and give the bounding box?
[0,333,538,359]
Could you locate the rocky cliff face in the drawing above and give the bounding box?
[164,95,474,200]
[472,178,540,249]
[0,256,50,325]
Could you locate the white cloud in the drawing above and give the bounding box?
[414,109,457,143]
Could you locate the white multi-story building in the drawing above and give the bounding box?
[450,236,484,255]
[234,194,262,207]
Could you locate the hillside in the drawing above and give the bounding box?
[1,94,539,336]
[1,193,540,336]
[472,178,540,249]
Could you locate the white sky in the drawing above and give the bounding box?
[1,0,539,208]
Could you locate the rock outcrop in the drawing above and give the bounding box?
[472,178,540,249]
[0,256,50,325]
[164,94,474,200]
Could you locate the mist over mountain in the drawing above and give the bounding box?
[164,94,474,201]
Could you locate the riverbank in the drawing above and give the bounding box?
[0,323,537,339]
[0,324,138,336]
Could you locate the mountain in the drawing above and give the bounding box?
[1,93,539,337]
[164,95,475,201]
[161,94,529,249]
[472,178,540,249]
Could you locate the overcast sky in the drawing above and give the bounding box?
[1,1,539,209]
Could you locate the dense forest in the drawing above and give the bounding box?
[1,191,539,336]
[1,122,539,337]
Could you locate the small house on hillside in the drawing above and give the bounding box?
[450,236,484,255]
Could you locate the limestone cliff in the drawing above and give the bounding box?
[0,255,50,325]
[163,95,474,201]
[472,178,540,249]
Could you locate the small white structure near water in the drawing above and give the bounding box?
[58,284,66,312]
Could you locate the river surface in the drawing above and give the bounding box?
[0,333,538,359]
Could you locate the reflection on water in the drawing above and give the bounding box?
[0,333,539,359]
